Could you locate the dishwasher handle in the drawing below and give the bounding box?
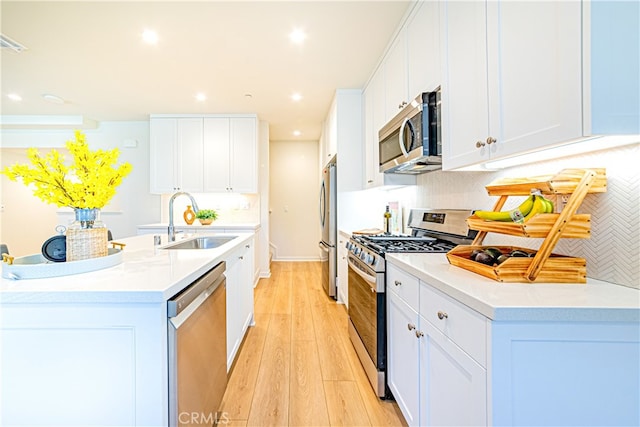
[168,261,226,318]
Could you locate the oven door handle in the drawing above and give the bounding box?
[348,256,377,291]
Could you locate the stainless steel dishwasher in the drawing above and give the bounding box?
[168,261,227,427]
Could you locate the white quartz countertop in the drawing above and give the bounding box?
[386,253,640,322]
[138,222,260,230]
[0,232,254,304]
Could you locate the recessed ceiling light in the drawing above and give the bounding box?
[195,93,207,102]
[7,93,22,102]
[142,29,159,45]
[42,94,65,104]
[291,93,303,102]
[289,28,307,45]
[293,130,302,137]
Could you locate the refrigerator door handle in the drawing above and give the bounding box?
[319,181,326,227]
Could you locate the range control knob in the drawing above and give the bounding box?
[368,254,376,266]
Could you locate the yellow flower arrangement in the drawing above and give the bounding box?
[2,130,133,209]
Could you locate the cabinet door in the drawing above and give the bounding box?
[229,117,257,193]
[150,118,178,194]
[239,239,255,333]
[336,234,349,305]
[363,70,384,188]
[225,247,244,370]
[384,30,409,122]
[440,0,490,170]
[387,289,420,426]
[407,0,441,96]
[420,318,487,427]
[177,118,204,192]
[487,1,582,161]
[203,117,231,192]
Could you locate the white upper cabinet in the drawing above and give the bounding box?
[361,1,440,188]
[319,98,338,167]
[407,1,441,96]
[587,0,639,135]
[320,90,362,192]
[384,29,409,121]
[441,0,582,170]
[204,116,257,193]
[363,70,385,188]
[150,115,257,194]
[150,117,203,193]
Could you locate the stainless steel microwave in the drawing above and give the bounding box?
[379,89,441,174]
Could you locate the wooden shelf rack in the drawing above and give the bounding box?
[447,168,606,283]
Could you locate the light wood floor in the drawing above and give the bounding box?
[219,261,407,427]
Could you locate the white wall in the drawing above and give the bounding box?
[1,122,160,256]
[269,139,319,261]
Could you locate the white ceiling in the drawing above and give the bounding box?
[1,1,412,140]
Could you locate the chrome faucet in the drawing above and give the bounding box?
[168,192,200,241]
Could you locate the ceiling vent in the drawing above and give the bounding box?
[1,34,27,53]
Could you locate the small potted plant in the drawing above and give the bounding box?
[196,209,218,225]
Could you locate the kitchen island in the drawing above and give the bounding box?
[0,232,255,426]
[386,253,639,426]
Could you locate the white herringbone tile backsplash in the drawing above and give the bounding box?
[416,144,640,289]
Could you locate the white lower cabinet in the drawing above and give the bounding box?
[337,231,349,306]
[387,261,640,426]
[225,238,255,370]
[419,317,486,426]
[387,263,486,427]
[387,289,420,426]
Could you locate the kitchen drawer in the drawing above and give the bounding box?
[387,263,419,312]
[419,282,487,367]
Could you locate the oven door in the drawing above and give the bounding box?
[347,253,385,369]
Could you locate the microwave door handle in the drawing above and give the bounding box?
[399,117,410,157]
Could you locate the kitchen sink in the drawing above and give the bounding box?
[162,236,237,250]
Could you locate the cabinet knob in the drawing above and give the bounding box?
[407,323,416,331]
[486,136,496,145]
[239,256,244,260]
[245,244,250,249]
[437,311,448,320]
[475,141,485,148]
[415,330,424,338]
[398,101,408,109]
[367,180,373,184]
[394,280,402,286]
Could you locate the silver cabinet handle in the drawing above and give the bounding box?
[415,330,424,338]
[239,256,244,260]
[486,136,496,145]
[475,141,485,148]
[394,280,401,286]
[437,311,448,320]
[407,323,416,331]
[245,244,250,248]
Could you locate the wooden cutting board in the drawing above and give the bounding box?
[353,228,384,235]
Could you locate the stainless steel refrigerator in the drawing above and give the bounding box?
[319,156,337,299]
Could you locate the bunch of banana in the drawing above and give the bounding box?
[474,194,554,222]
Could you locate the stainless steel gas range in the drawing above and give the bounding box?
[346,208,477,398]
